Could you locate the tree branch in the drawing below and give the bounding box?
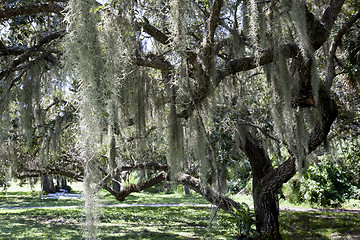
[321,0,346,32]
[135,51,173,71]
[17,167,84,182]
[175,172,240,212]
[0,3,64,20]
[0,30,65,81]
[203,0,224,72]
[103,171,168,201]
[0,46,28,56]
[136,20,170,45]
[261,84,338,192]
[325,8,360,89]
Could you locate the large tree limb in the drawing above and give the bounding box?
[178,0,346,119]
[103,171,168,201]
[177,44,298,119]
[175,172,240,212]
[0,3,64,20]
[321,0,346,32]
[206,0,224,46]
[17,167,84,182]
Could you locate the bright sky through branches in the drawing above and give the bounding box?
[96,0,109,4]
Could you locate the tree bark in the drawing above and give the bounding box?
[253,186,281,239]
[42,174,55,194]
[238,128,282,238]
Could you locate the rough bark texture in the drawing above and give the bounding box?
[42,175,55,194]
[175,172,240,211]
[238,129,281,238]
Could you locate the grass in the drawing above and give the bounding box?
[0,206,225,239]
[1,182,360,239]
[280,211,360,239]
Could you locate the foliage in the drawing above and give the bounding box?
[284,137,360,207]
[221,202,258,239]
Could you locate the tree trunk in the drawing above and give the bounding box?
[238,128,282,238]
[112,174,121,192]
[42,174,55,193]
[253,180,281,239]
[183,185,190,195]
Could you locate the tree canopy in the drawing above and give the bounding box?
[0,0,359,239]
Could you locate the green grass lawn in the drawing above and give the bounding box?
[1,183,360,239]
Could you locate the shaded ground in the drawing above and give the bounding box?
[1,191,359,239]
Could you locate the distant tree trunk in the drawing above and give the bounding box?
[121,171,130,190]
[56,176,67,189]
[112,174,121,192]
[138,169,147,184]
[42,175,55,193]
[61,177,67,189]
[219,161,227,193]
[183,185,190,195]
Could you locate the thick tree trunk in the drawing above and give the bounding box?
[239,128,282,238]
[253,180,281,239]
[42,174,55,193]
[239,83,338,238]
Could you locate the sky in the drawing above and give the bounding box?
[96,0,109,4]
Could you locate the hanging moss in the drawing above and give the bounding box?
[196,118,208,185]
[168,92,184,177]
[290,0,312,58]
[63,1,106,238]
[20,72,35,143]
[248,0,261,62]
[168,0,188,51]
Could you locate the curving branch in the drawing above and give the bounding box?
[261,84,338,193]
[0,30,65,81]
[103,171,168,201]
[175,172,240,212]
[325,8,360,89]
[177,45,298,119]
[136,20,170,45]
[0,3,64,20]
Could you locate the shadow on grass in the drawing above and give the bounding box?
[280,210,360,239]
[99,191,208,205]
[0,210,82,239]
[0,206,219,240]
[0,191,84,208]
